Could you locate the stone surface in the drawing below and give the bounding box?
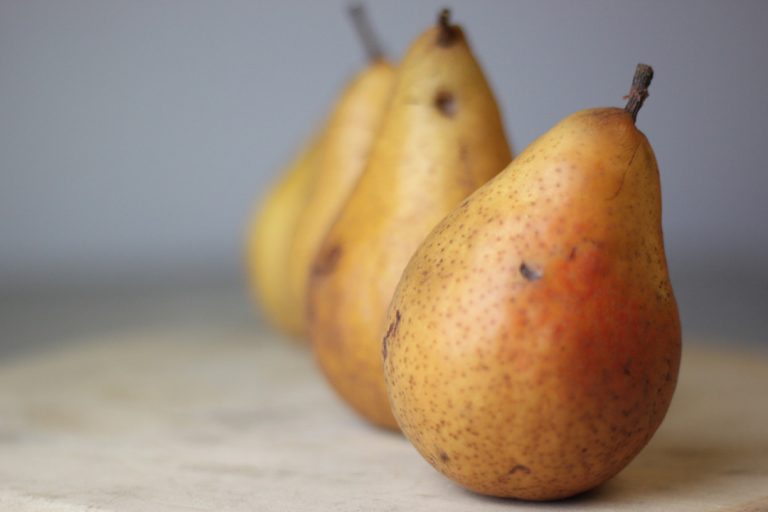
[0,324,767,511]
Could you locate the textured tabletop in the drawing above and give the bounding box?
[0,324,766,511]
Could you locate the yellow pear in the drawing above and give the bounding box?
[245,133,322,336]
[246,5,392,338]
[286,55,395,338]
[383,65,681,499]
[309,10,512,429]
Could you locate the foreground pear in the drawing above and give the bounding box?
[287,6,395,337]
[383,65,681,499]
[309,10,512,429]
[246,134,322,336]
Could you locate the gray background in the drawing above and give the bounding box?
[1,0,766,352]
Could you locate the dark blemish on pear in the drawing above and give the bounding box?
[312,244,342,277]
[382,309,402,361]
[519,262,542,281]
[623,358,633,376]
[439,451,450,463]
[435,90,457,117]
[509,464,531,475]
[459,143,469,164]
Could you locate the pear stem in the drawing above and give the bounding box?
[624,63,654,123]
[348,3,384,62]
[437,8,457,46]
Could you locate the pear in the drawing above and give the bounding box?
[309,10,512,429]
[247,5,393,338]
[383,65,681,499]
[287,6,395,338]
[246,133,322,336]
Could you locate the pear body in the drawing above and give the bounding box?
[287,61,395,337]
[246,135,322,336]
[309,22,512,429]
[383,108,681,498]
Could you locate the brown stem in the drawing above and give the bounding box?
[624,63,654,123]
[437,8,458,46]
[348,3,384,62]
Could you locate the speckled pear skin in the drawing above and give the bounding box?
[383,108,681,499]
[308,18,511,430]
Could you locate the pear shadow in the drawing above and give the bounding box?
[456,485,604,508]
[450,429,766,507]
[592,432,767,504]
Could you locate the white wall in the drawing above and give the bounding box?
[2,0,767,289]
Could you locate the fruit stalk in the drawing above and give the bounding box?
[437,8,457,46]
[348,4,384,61]
[624,63,654,122]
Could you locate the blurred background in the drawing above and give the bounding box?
[1,0,766,357]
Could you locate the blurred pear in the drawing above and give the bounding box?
[246,134,323,336]
[286,5,395,338]
[308,10,512,428]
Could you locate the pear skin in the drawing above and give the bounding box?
[287,60,395,337]
[309,11,512,429]
[246,134,322,336]
[383,66,681,498]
